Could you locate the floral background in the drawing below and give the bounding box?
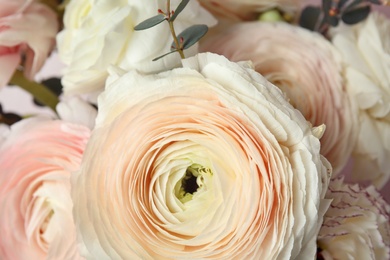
[1,0,390,259]
[2,0,390,202]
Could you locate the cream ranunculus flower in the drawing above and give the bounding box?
[56,0,216,96]
[317,177,390,260]
[73,53,331,259]
[198,0,303,21]
[0,118,90,259]
[200,21,357,175]
[330,12,390,188]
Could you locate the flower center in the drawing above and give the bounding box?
[175,164,212,203]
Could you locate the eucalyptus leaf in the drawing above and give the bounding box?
[152,50,178,61]
[170,0,190,21]
[299,6,321,31]
[171,24,208,51]
[134,14,166,30]
[338,0,350,8]
[321,0,340,27]
[341,5,370,24]
[366,0,384,4]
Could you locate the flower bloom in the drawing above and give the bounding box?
[317,177,390,260]
[330,12,390,188]
[0,118,90,259]
[200,21,357,175]
[56,0,216,96]
[198,0,303,21]
[0,0,58,87]
[73,53,331,259]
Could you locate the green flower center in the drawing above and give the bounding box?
[175,164,212,203]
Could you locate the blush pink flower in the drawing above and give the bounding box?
[0,118,90,259]
[317,177,390,260]
[200,21,357,175]
[0,0,58,87]
[198,0,303,21]
[73,53,331,259]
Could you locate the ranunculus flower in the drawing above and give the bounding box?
[200,21,357,175]
[0,0,58,87]
[0,118,90,259]
[330,12,390,188]
[56,0,216,96]
[73,53,331,259]
[198,0,303,21]
[317,177,390,260]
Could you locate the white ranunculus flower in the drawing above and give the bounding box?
[72,53,331,259]
[330,12,390,188]
[317,177,390,260]
[56,0,216,96]
[56,96,98,130]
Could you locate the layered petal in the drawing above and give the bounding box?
[0,118,90,259]
[73,53,331,259]
[200,21,357,175]
[57,0,216,96]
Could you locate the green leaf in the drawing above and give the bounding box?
[299,6,321,31]
[152,50,178,61]
[169,0,190,21]
[341,4,370,24]
[134,14,166,30]
[171,24,208,51]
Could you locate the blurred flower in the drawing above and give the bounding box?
[317,177,390,260]
[200,21,357,175]
[330,12,390,188]
[198,0,303,21]
[72,53,331,259]
[56,96,98,129]
[0,0,58,87]
[0,118,90,259]
[56,0,216,97]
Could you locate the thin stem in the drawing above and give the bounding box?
[166,0,185,59]
[169,21,185,59]
[9,70,59,113]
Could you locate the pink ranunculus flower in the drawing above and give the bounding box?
[56,0,216,97]
[73,53,331,259]
[200,21,357,176]
[198,0,303,21]
[0,0,58,87]
[317,177,390,260]
[330,12,390,188]
[0,117,90,259]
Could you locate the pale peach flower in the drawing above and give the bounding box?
[330,12,390,188]
[0,0,58,87]
[200,21,357,175]
[318,177,390,260]
[56,0,216,96]
[73,53,331,259]
[198,0,303,21]
[0,118,90,259]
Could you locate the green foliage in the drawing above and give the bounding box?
[299,0,387,34]
[171,24,209,51]
[134,14,166,30]
[169,0,189,21]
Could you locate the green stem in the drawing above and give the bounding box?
[9,70,59,113]
[169,21,185,59]
[167,0,185,59]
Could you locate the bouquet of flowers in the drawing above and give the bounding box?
[0,0,390,259]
